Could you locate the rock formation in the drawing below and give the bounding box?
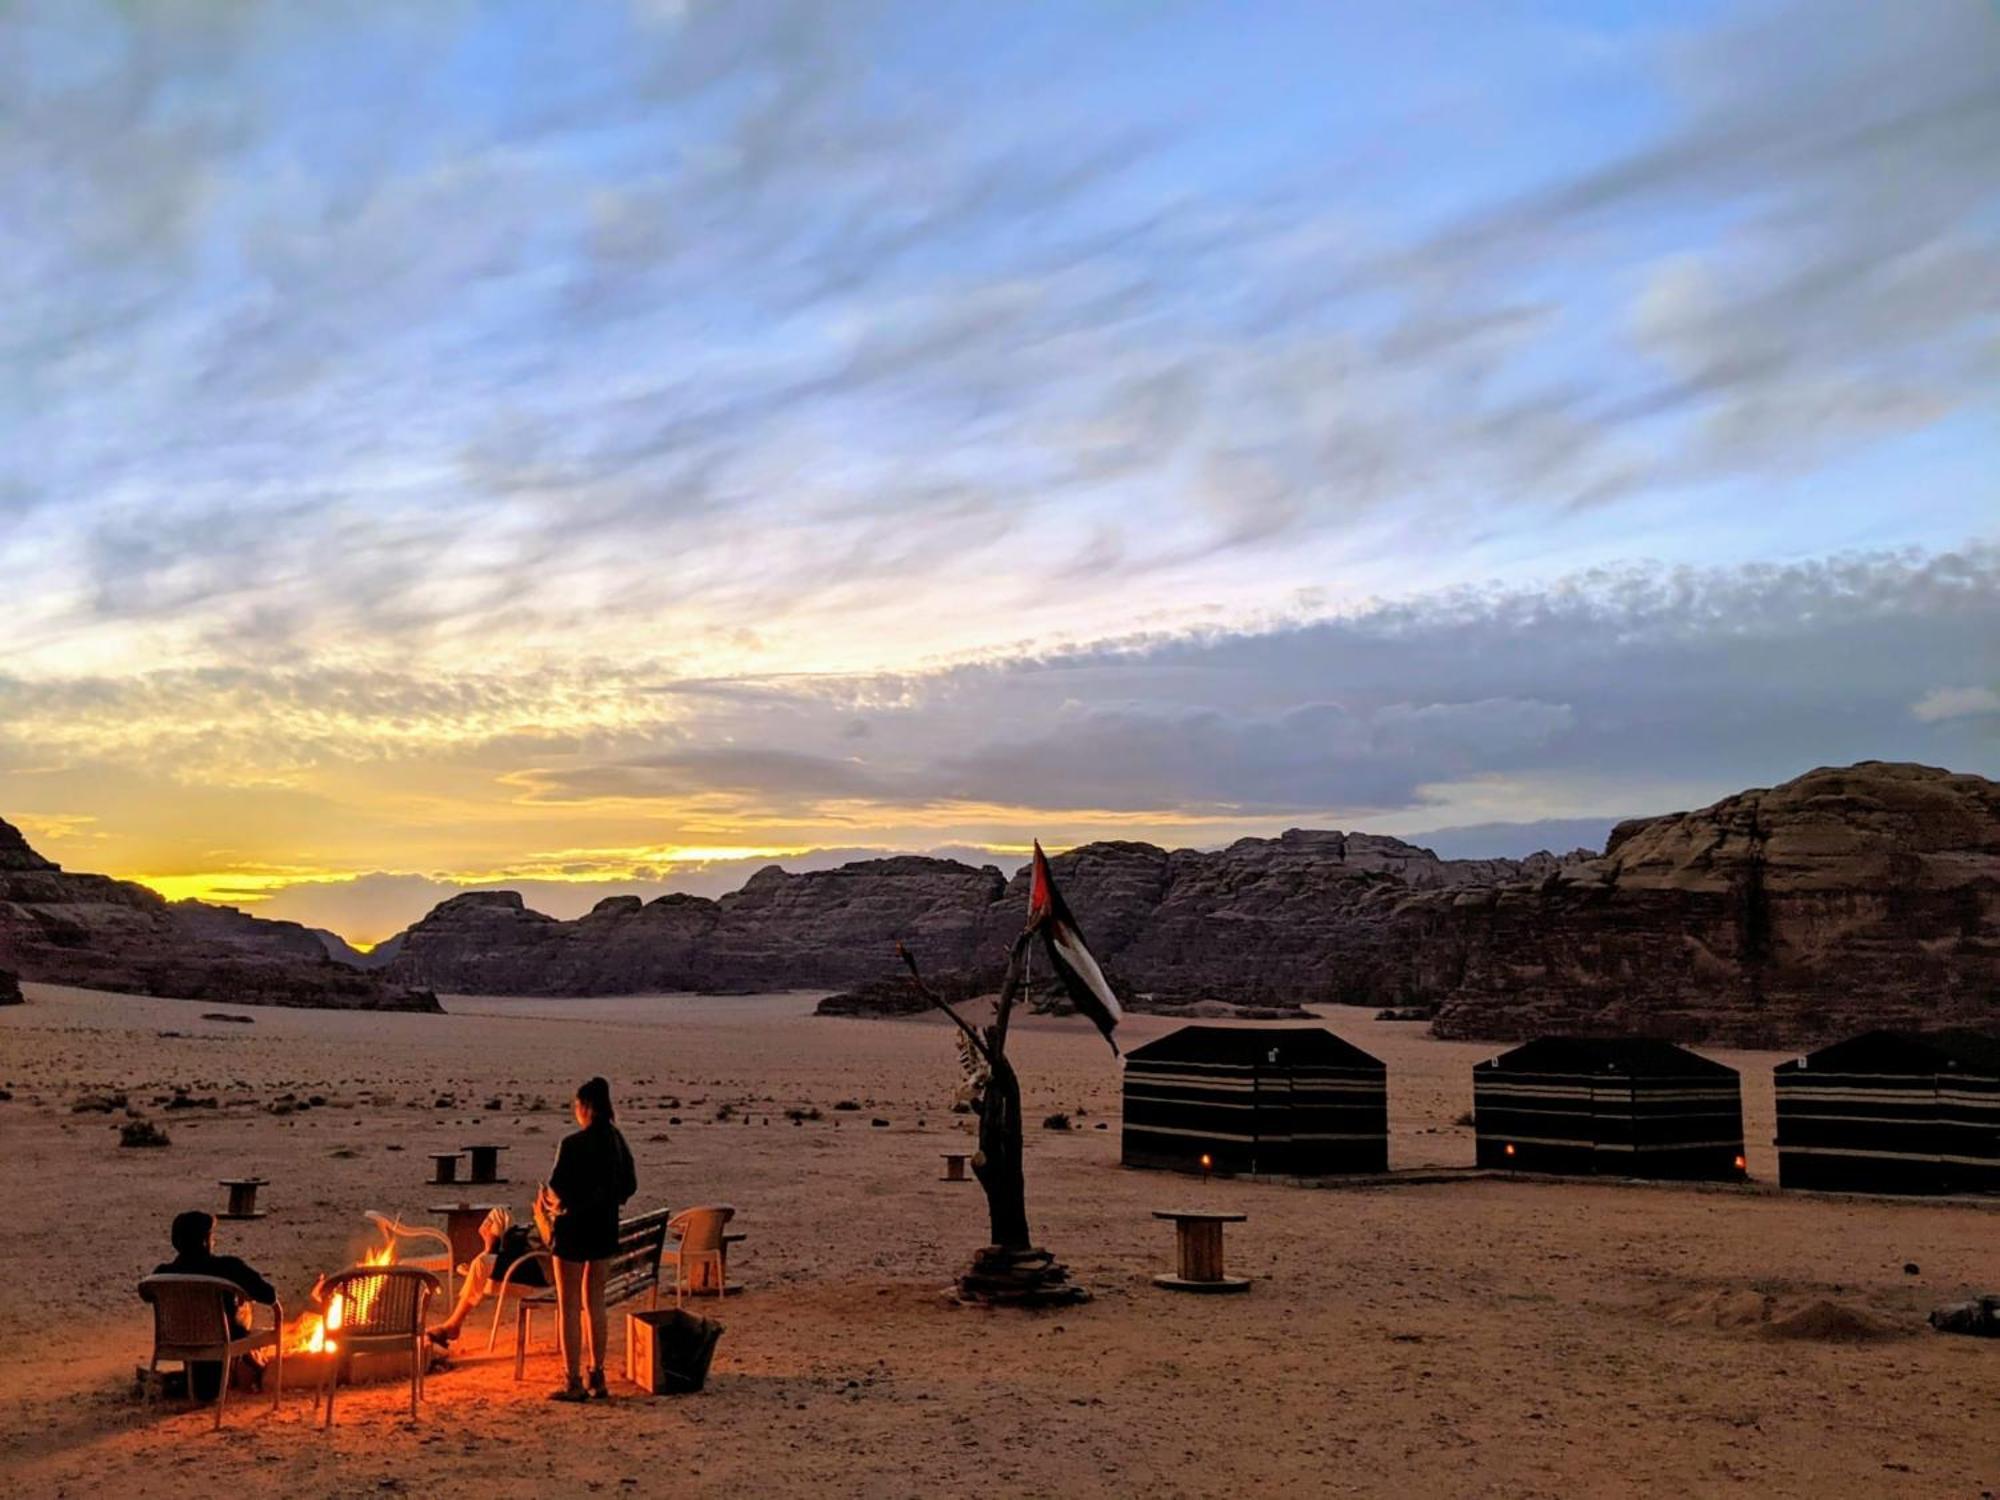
[1366,763,2000,1047]
[380,830,1578,1003]
[370,764,2000,1046]
[385,858,1008,995]
[0,818,440,1012]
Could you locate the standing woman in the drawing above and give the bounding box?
[536,1076,638,1400]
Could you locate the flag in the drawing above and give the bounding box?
[1028,841,1121,1054]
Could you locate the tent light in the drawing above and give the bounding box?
[1504,1142,1516,1157]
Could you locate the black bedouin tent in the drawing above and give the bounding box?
[1473,1037,1745,1181]
[1122,1026,1387,1176]
[1775,1029,2000,1194]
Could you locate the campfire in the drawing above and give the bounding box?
[290,1243,396,1356]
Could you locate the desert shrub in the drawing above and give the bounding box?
[120,1120,170,1148]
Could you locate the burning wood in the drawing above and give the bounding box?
[290,1243,396,1355]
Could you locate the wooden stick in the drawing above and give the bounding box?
[897,943,995,1065]
[989,928,1036,1057]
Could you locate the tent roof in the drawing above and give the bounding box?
[1777,1028,2000,1075]
[1477,1036,1736,1078]
[1125,1024,1383,1070]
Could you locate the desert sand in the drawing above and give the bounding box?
[2,981,1995,1499]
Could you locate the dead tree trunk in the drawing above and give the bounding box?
[899,930,1088,1306]
[975,1051,1030,1250]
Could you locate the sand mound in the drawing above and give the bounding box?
[1642,1286,1906,1341]
[1762,1299,1900,1342]
[1651,1287,1775,1330]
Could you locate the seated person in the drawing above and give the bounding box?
[153,1210,278,1399]
[428,1207,547,1345]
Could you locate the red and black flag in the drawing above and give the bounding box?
[1028,841,1121,1055]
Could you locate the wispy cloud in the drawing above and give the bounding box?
[1,1,1993,937]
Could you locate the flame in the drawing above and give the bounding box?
[296,1243,398,1353]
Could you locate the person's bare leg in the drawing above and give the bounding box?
[584,1259,610,1394]
[433,1254,494,1336]
[551,1257,586,1396]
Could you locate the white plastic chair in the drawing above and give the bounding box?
[364,1211,456,1304]
[663,1205,735,1305]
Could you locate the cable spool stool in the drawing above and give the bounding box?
[1151,1209,1249,1293]
[217,1178,268,1221]
[427,1151,465,1186]
[940,1152,970,1182]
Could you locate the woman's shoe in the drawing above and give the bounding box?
[549,1379,589,1402]
[427,1327,459,1348]
[587,1370,610,1399]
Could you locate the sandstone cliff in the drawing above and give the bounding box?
[0,818,440,1012]
[378,830,1575,1002]
[1368,763,2000,1046]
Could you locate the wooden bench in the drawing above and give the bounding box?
[509,1208,672,1379]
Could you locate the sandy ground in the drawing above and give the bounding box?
[2,982,1995,1500]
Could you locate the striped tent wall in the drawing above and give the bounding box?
[1775,1030,2000,1195]
[1474,1038,1745,1182]
[1122,1026,1387,1177]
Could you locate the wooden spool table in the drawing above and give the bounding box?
[217,1177,268,1221]
[940,1152,970,1182]
[427,1151,466,1186]
[1151,1209,1250,1293]
[430,1201,502,1267]
[462,1143,509,1185]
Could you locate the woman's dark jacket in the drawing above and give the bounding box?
[547,1121,638,1261]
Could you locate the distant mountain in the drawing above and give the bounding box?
[374,829,1585,1003]
[367,764,2000,1046]
[0,819,439,1012]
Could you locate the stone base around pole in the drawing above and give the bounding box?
[957,1245,1091,1308]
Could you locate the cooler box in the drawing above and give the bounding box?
[626,1308,723,1394]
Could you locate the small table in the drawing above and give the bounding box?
[1151,1209,1250,1293]
[427,1151,466,1186]
[430,1202,502,1267]
[940,1153,970,1182]
[462,1144,509,1185]
[217,1178,268,1221]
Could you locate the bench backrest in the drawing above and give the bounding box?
[604,1208,672,1306]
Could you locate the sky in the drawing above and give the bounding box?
[1,0,1995,945]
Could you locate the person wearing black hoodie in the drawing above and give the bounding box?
[153,1210,277,1400]
[536,1076,637,1400]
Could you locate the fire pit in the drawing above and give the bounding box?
[277,1249,445,1394]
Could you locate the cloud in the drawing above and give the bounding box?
[1911,686,2000,724]
[2,0,1993,685]
[228,544,1993,825]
